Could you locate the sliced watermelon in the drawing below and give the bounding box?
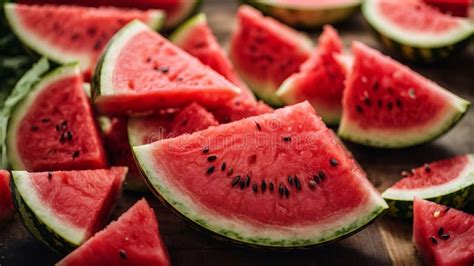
[93,20,241,116]
[230,6,312,106]
[0,170,13,224]
[4,4,165,79]
[133,102,388,248]
[11,167,127,253]
[338,42,470,148]
[382,154,474,218]
[277,25,346,125]
[242,0,360,29]
[423,0,472,17]
[57,199,170,266]
[413,198,474,266]
[7,63,107,171]
[362,0,472,62]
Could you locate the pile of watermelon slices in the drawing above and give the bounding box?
[0,1,472,265]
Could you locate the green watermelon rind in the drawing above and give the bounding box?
[240,0,360,30]
[163,0,203,30]
[168,12,206,46]
[11,171,83,254]
[362,0,472,62]
[3,3,165,70]
[133,144,388,248]
[382,154,474,218]
[6,63,81,170]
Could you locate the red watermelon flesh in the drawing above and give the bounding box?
[413,198,474,266]
[277,25,346,125]
[210,98,273,124]
[94,21,241,116]
[423,0,471,17]
[57,199,170,266]
[0,170,13,224]
[5,4,164,80]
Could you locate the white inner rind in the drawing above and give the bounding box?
[169,13,206,45]
[12,171,86,245]
[362,0,472,48]
[382,155,474,200]
[133,143,388,247]
[7,64,81,170]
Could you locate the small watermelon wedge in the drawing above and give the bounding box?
[7,63,107,172]
[338,42,470,148]
[133,102,388,248]
[413,198,474,266]
[93,20,241,116]
[11,167,127,253]
[4,4,165,79]
[277,25,347,125]
[57,199,170,266]
[382,154,474,218]
[0,170,13,224]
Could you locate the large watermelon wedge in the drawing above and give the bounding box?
[413,198,474,266]
[382,154,474,218]
[4,4,165,79]
[57,199,170,266]
[0,170,13,224]
[133,102,388,248]
[338,42,470,148]
[93,20,241,116]
[7,63,107,171]
[11,167,127,253]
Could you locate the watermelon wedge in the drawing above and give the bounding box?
[57,199,170,266]
[362,0,472,62]
[423,0,472,17]
[4,4,165,79]
[11,167,127,253]
[133,102,388,248]
[7,63,107,171]
[93,20,241,116]
[277,25,347,125]
[0,170,13,224]
[338,42,470,148]
[382,154,474,218]
[230,6,312,106]
[413,198,474,266]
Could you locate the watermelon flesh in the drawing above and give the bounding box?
[277,25,346,125]
[230,5,312,105]
[413,198,474,266]
[57,199,170,266]
[209,98,273,124]
[93,21,241,116]
[4,4,164,80]
[338,42,470,148]
[423,0,471,17]
[0,170,13,224]
[133,102,388,247]
[7,64,108,172]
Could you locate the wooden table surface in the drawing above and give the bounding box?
[0,1,473,265]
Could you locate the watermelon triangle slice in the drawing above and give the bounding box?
[57,199,170,266]
[413,198,474,266]
[11,167,127,253]
[93,20,241,116]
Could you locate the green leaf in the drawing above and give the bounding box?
[0,57,49,168]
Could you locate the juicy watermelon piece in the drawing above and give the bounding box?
[338,42,470,148]
[7,63,107,171]
[57,199,170,266]
[93,20,241,116]
[382,154,474,218]
[0,170,13,224]
[133,102,388,248]
[362,0,472,62]
[423,0,471,17]
[230,5,312,106]
[4,4,165,80]
[209,98,274,124]
[277,25,346,125]
[413,198,474,266]
[11,167,127,253]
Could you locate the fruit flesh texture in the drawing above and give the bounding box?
[57,199,170,266]
[413,198,474,266]
[423,0,471,17]
[0,170,13,223]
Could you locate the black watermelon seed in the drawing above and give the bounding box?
[437,227,444,237]
[30,125,39,132]
[146,57,152,63]
[231,176,241,187]
[207,155,217,162]
[313,175,320,183]
[319,171,326,180]
[119,249,127,260]
[330,159,339,167]
[284,187,289,198]
[278,184,284,196]
[60,132,66,142]
[261,180,266,192]
[373,81,379,91]
[235,101,241,107]
[56,124,61,132]
[429,236,438,245]
[252,183,258,193]
[72,150,80,159]
[269,182,274,192]
[221,162,226,171]
[387,102,393,111]
[66,131,73,141]
[202,147,209,154]
[47,172,52,180]
[227,167,234,176]
[159,66,169,73]
[94,40,102,51]
[364,98,372,107]
[309,180,316,189]
[287,176,293,185]
[294,176,301,190]
[440,234,450,240]
[41,118,50,123]
[245,175,250,187]
[377,99,383,108]
[255,122,261,131]
[283,136,291,142]
[239,180,245,189]
[356,105,363,113]
[206,166,215,175]
[396,99,402,108]
[61,120,68,130]
[424,163,431,172]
